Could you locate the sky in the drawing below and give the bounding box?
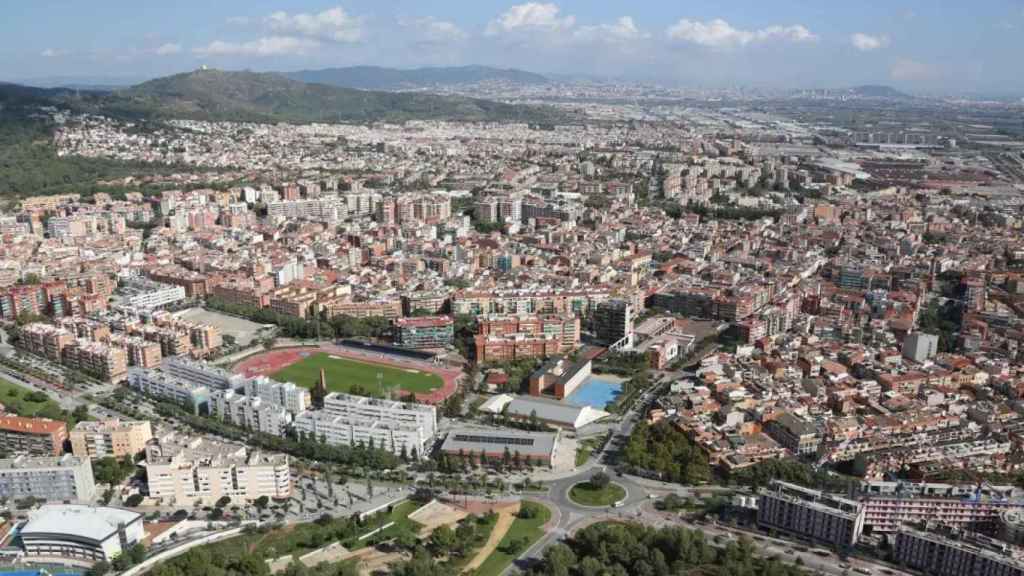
[3,0,1024,94]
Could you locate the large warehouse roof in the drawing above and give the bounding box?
[441,427,557,459]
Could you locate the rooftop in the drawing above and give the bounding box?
[21,504,142,543]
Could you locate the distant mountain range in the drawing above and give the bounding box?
[283,65,550,91]
[0,69,568,124]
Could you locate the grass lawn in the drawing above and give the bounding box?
[569,482,626,507]
[359,499,423,545]
[575,437,602,467]
[473,502,552,576]
[271,352,443,396]
[0,377,64,419]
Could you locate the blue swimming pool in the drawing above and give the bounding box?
[564,376,622,409]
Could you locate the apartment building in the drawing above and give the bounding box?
[163,356,241,391]
[63,339,129,382]
[452,288,612,317]
[757,480,866,548]
[320,297,403,319]
[0,454,96,503]
[766,412,821,457]
[127,367,210,413]
[394,316,454,349]
[594,298,635,348]
[19,323,74,362]
[144,434,291,506]
[244,376,310,414]
[124,337,163,368]
[211,390,290,436]
[69,420,153,460]
[293,393,437,457]
[0,415,68,456]
[477,314,581,349]
[0,283,69,321]
[860,481,1024,534]
[119,277,187,310]
[894,525,1024,576]
[146,266,210,298]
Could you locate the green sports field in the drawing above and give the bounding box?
[270,352,443,397]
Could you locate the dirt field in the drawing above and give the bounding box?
[408,499,468,535]
[461,502,521,574]
[334,546,409,576]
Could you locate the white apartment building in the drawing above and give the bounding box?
[244,376,310,414]
[211,390,291,436]
[294,411,427,457]
[144,434,291,506]
[128,367,210,413]
[120,277,187,310]
[293,393,437,457]
[267,198,347,223]
[163,356,241,391]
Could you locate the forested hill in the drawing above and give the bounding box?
[100,68,566,124]
[284,65,550,90]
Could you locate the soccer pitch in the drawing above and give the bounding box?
[270,352,443,396]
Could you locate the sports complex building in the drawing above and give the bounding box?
[17,504,144,563]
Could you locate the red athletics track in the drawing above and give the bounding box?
[232,344,461,405]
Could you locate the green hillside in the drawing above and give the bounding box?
[104,68,565,124]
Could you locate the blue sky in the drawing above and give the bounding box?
[3,1,1024,93]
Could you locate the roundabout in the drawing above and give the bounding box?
[568,479,627,507]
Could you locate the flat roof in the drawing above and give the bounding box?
[21,505,142,543]
[505,396,609,429]
[441,428,557,457]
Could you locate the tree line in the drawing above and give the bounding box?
[621,421,711,485]
[205,297,391,341]
[526,522,810,576]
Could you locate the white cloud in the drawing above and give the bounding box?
[666,18,817,49]
[401,16,468,43]
[890,58,936,82]
[851,33,888,52]
[574,16,649,43]
[266,6,363,43]
[154,43,182,56]
[193,36,319,57]
[486,3,575,36]
[40,48,65,58]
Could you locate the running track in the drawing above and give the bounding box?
[232,344,461,405]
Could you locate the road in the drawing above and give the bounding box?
[497,376,914,576]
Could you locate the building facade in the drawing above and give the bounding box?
[0,454,96,503]
[293,393,437,457]
[144,434,291,506]
[394,316,454,349]
[69,419,153,460]
[757,480,865,548]
[894,525,1024,576]
[0,415,68,456]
